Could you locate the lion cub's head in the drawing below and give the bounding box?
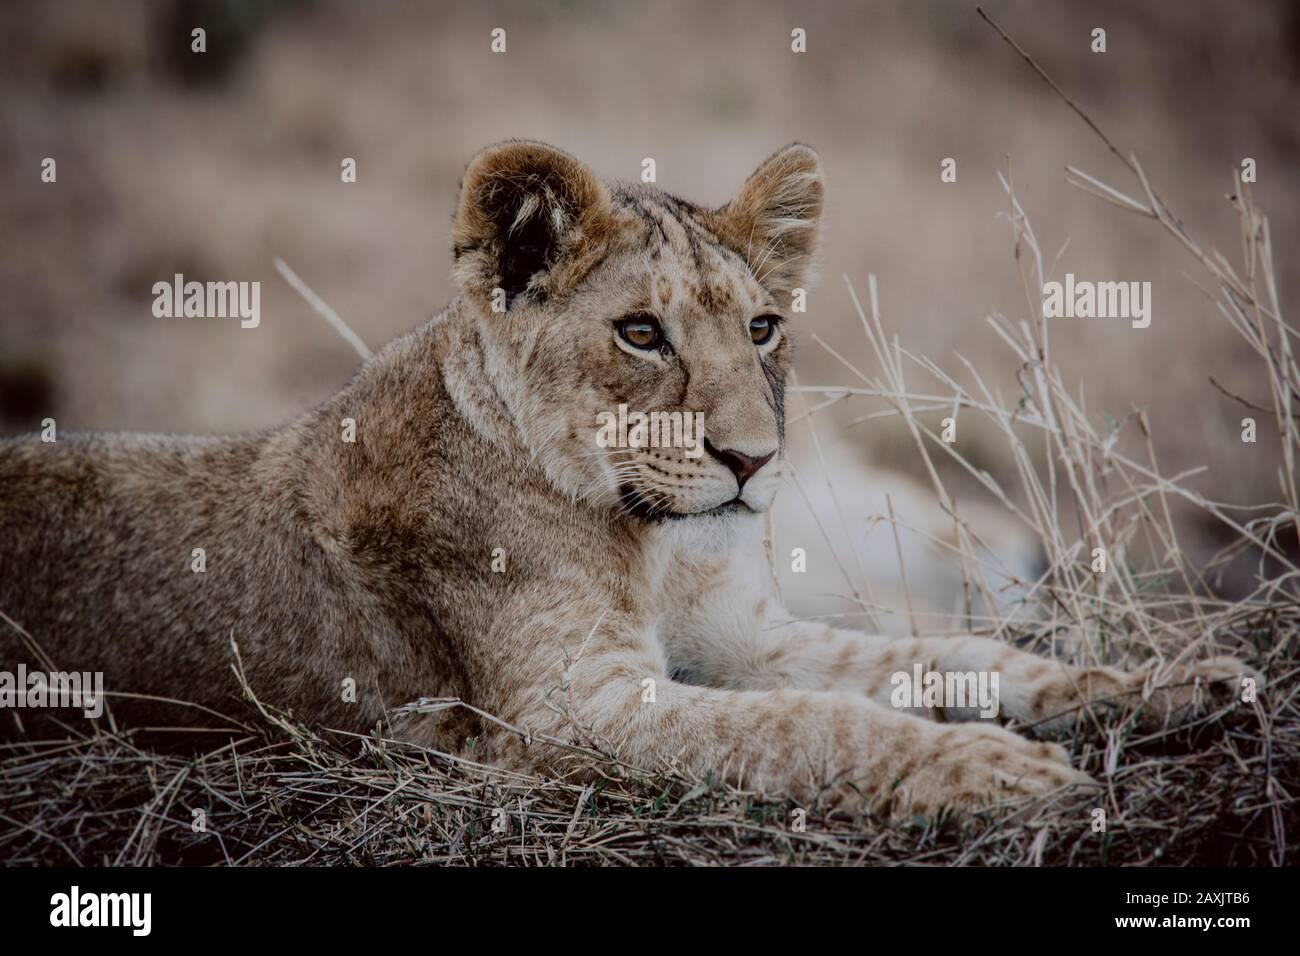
[451,140,823,520]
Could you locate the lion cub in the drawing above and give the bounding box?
[0,141,1251,815]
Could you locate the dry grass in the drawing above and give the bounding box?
[0,630,1293,867]
[3,9,1299,867]
[0,431,1295,867]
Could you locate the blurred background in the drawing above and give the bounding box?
[2,0,1298,621]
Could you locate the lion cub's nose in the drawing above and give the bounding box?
[703,439,775,488]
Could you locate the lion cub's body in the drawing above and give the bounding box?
[0,142,1248,814]
[3,316,502,739]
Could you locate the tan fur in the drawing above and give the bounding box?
[0,141,1255,816]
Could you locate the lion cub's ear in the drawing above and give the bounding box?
[452,140,612,309]
[707,143,824,297]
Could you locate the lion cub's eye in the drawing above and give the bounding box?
[617,315,664,350]
[749,315,779,346]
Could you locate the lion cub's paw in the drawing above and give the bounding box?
[889,722,1096,818]
[1136,655,1261,729]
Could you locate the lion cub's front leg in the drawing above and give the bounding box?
[511,616,1091,817]
[662,544,1256,739]
[752,626,1256,735]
